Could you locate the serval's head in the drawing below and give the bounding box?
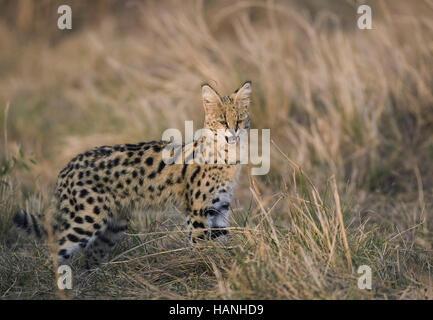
[201,81,251,145]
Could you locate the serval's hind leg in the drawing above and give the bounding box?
[84,220,127,269]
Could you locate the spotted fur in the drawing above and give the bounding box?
[13,81,252,267]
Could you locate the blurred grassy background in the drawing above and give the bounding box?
[1,0,433,299]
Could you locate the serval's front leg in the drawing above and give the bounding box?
[187,185,232,244]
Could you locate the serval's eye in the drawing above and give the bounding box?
[219,121,227,126]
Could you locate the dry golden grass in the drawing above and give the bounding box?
[1,0,433,299]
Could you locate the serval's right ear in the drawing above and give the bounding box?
[201,84,221,113]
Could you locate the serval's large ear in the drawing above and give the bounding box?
[233,81,252,108]
[201,84,222,113]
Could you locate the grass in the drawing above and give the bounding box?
[1,0,433,299]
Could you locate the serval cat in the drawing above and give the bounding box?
[14,81,252,267]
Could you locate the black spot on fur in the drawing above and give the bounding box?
[192,221,205,229]
[157,161,166,173]
[74,216,84,224]
[58,249,68,257]
[67,233,79,242]
[221,203,230,210]
[73,227,91,236]
[181,164,188,179]
[206,208,220,216]
[190,167,201,183]
[79,189,89,198]
[145,157,154,166]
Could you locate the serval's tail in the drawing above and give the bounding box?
[13,209,47,239]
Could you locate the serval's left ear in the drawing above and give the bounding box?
[233,81,252,108]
